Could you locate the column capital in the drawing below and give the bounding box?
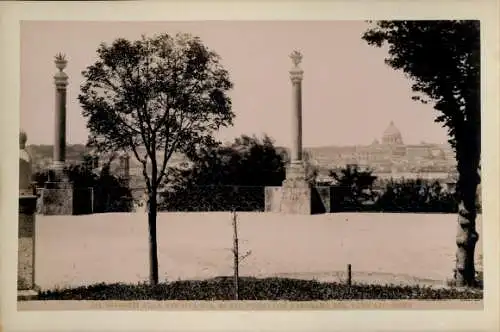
[290,69,304,83]
[289,50,304,83]
[54,72,68,88]
[54,53,68,88]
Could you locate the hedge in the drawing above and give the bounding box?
[35,277,482,301]
[157,181,481,214]
[158,185,265,212]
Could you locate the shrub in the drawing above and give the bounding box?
[375,179,458,213]
[159,185,264,211]
[328,165,378,212]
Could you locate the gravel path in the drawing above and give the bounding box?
[33,212,483,290]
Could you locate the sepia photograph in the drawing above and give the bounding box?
[1,1,499,332]
[17,18,484,303]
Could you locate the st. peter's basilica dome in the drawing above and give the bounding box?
[382,121,404,145]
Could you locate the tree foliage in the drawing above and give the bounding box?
[176,134,285,187]
[79,33,234,193]
[160,134,286,211]
[376,179,458,213]
[363,21,480,156]
[328,164,378,210]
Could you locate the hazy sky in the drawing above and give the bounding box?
[20,21,449,148]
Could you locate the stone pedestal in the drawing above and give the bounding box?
[265,161,334,214]
[18,195,38,300]
[281,162,312,214]
[265,162,312,214]
[41,181,74,215]
[265,184,334,214]
[279,185,313,214]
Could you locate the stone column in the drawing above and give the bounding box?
[283,51,307,187]
[264,51,331,214]
[53,53,68,174]
[42,53,74,215]
[18,130,39,300]
[290,50,304,163]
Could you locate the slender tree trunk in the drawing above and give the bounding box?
[232,211,239,300]
[455,166,480,287]
[148,187,159,285]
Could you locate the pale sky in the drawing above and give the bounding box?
[20,21,449,148]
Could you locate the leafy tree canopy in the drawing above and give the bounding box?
[79,33,234,193]
[329,164,378,207]
[170,134,286,188]
[362,20,480,163]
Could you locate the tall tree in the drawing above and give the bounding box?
[79,33,234,285]
[363,20,480,286]
[161,134,286,211]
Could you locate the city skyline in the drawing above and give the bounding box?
[21,21,450,148]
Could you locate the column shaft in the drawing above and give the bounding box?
[54,87,66,165]
[292,81,302,162]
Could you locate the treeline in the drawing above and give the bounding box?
[157,135,473,213]
[28,144,87,161]
[33,135,476,214]
[327,165,460,213]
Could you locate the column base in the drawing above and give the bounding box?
[264,161,335,214]
[52,160,65,170]
[265,185,334,215]
[283,161,307,184]
[281,184,313,214]
[264,161,311,214]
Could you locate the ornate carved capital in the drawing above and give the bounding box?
[289,69,304,83]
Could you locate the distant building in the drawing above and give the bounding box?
[309,121,457,180]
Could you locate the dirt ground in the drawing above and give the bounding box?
[33,212,483,290]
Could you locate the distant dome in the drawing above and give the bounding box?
[382,121,403,145]
[372,138,380,145]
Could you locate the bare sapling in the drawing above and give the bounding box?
[231,210,252,300]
